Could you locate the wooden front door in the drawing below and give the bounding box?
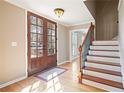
[28,12,57,76]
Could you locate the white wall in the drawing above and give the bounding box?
[0,1,27,83]
[118,0,124,87]
[57,24,69,65]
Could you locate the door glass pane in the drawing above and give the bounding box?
[38,49,43,57]
[37,27,43,34]
[37,42,43,47]
[30,16,36,24]
[48,49,52,55]
[31,47,37,58]
[52,36,55,43]
[51,43,55,49]
[48,36,52,42]
[48,49,55,55]
[48,43,51,49]
[38,18,43,26]
[31,25,37,33]
[38,34,43,42]
[52,30,55,36]
[31,33,37,41]
[31,42,37,47]
[38,46,43,50]
[48,29,52,35]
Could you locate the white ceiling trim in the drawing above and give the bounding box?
[66,19,95,27]
[118,0,122,10]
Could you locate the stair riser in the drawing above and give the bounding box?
[82,79,124,92]
[83,70,122,83]
[90,46,119,51]
[92,41,118,46]
[89,51,119,57]
[87,56,120,63]
[86,63,121,72]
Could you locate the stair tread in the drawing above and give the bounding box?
[92,41,118,46]
[87,55,120,58]
[90,45,119,51]
[90,50,119,52]
[91,44,119,46]
[82,74,124,89]
[87,61,121,67]
[89,50,119,52]
[84,67,122,76]
[91,45,118,46]
[88,55,120,58]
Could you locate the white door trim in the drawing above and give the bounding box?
[69,29,88,61]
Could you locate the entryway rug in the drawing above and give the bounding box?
[36,67,67,82]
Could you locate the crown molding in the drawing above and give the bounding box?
[66,19,95,27]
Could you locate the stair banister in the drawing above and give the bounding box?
[79,22,95,74]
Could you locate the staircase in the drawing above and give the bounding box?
[81,41,124,92]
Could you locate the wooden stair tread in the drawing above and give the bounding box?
[89,50,119,52]
[84,67,122,76]
[88,55,120,58]
[87,60,121,67]
[91,45,118,46]
[82,74,124,89]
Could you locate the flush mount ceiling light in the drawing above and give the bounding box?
[54,8,64,18]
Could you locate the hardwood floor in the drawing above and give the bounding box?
[0,60,106,92]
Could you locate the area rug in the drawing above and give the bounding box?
[36,67,67,82]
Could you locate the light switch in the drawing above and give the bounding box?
[11,42,17,47]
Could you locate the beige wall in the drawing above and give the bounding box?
[119,0,124,87]
[84,0,119,40]
[0,1,26,83]
[0,22,3,82]
[57,24,69,64]
[96,0,119,40]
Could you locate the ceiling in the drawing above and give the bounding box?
[5,0,94,26]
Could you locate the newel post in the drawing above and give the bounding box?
[79,45,82,72]
[78,45,83,83]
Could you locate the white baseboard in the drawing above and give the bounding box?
[0,75,27,89]
[70,56,79,62]
[57,60,70,66]
[121,70,124,87]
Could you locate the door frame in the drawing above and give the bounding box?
[69,29,88,61]
[27,11,57,76]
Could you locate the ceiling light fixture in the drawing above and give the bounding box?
[54,8,64,18]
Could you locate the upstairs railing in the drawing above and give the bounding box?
[79,22,95,74]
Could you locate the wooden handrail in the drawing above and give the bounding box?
[81,22,94,47]
[79,22,95,72]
